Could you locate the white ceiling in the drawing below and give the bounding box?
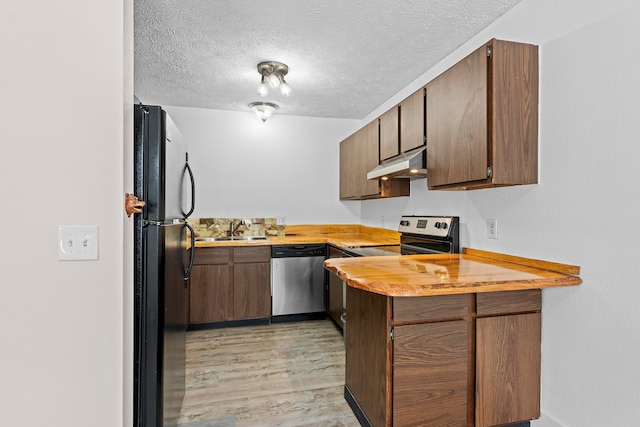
[134,0,523,120]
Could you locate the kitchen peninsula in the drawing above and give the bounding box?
[324,248,582,427]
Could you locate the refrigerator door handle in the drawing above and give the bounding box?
[182,154,195,219]
[183,222,195,286]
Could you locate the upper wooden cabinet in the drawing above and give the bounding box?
[339,119,409,200]
[399,88,425,153]
[379,106,399,161]
[426,39,538,190]
[379,89,426,162]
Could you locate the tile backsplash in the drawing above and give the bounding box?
[187,217,285,238]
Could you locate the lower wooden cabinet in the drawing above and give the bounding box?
[233,247,271,320]
[327,245,344,327]
[345,287,541,427]
[189,246,270,325]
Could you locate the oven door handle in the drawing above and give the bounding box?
[401,243,450,255]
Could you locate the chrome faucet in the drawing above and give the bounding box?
[228,220,245,237]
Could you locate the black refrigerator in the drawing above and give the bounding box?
[133,104,195,427]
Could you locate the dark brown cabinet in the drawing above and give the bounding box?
[190,247,232,324]
[327,245,344,328]
[399,88,425,153]
[189,246,270,325]
[339,119,409,200]
[426,39,538,190]
[379,88,425,162]
[345,287,542,427]
[232,247,271,320]
[379,106,399,161]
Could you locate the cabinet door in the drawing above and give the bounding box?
[233,247,271,320]
[189,264,232,323]
[426,44,488,188]
[393,321,470,426]
[379,106,399,161]
[476,312,541,427]
[355,120,381,198]
[400,88,425,153]
[233,262,271,320]
[339,134,357,199]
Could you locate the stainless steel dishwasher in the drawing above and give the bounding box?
[271,244,326,319]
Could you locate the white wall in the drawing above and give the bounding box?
[0,1,133,426]
[361,1,640,426]
[164,106,362,224]
[170,4,639,424]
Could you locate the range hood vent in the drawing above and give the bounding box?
[367,146,428,180]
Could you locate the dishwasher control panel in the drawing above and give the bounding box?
[271,244,327,258]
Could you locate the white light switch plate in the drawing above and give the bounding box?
[58,225,99,260]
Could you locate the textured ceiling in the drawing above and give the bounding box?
[134,0,523,120]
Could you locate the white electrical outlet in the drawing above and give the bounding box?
[58,225,99,260]
[487,219,498,239]
[276,216,286,226]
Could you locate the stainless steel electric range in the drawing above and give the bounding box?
[338,215,460,332]
[343,215,460,257]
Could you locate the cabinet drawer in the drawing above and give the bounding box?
[476,289,541,316]
[233,246,271,263]
[394,294,471,323]
[193,247,231,265]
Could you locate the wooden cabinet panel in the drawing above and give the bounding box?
[394,294,471,323]
[189,264,231,323]
[345,286,390,427]
[426,39,538,190]
[355,120,382,198]
[476,289,541,316]
[379,106,399,161]
[339,134,356,199]
[393,321,470,426]
[476,313,541,427]
[233,262,271,320]
[327,246,344,326]
[427,44,488,187]
[233,246,270,263]
[400,88,425,153]
[193,247,230,265]
[491,40,539,186]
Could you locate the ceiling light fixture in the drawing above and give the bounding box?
[249,102,279,122]
[257,61,291,97]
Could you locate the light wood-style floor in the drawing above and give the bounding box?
[177,319,361,427]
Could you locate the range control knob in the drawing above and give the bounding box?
[434,222,441,228]
[440,222,448,230]
[400,220,410,227]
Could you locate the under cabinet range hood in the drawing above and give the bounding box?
[367,146,428,180]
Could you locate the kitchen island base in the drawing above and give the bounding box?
[345,286,542,427]
[324,248,581,427]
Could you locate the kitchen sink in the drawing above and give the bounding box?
[195,236,269,242]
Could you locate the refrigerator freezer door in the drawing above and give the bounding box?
[135,222,188,427]
[134,104,192,222]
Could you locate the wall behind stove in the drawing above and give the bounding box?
[361,1,640,426]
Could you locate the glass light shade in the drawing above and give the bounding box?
[279,81,291,96]
[249,102,279,122]
[267,73,280,88]
[258,82,268,97]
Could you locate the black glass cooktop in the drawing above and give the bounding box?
[342,245,402,257]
